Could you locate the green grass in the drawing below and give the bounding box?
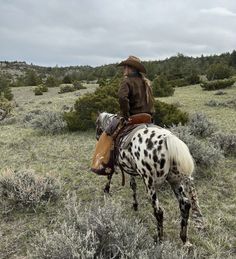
[0,84,236,258]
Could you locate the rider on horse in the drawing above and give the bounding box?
[92,56,155,175]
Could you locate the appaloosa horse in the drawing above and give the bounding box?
[95,112,203,245]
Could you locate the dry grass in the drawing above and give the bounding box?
[0,84,235,258]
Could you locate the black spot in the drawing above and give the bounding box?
[144,162,152,171]
[179,186,183,192]
[153,155,158,163]
[160,159,165,169]
[138,147,141,151]
[157,145,162,151]
[161,153,165,157]
[138,134,143,144]
[148,177,153,187]
[159,139,163,145]
[144,150,148,157]
[128,147,132,153]
[144,129,148,134]
[147,139,153,150]
[153,149,157,156]
[134,151,140,160]
[150,132,155,139]
[159,170,165,176]
[152,193,157,201]
[157,135,161,138]
[149,154,151,159]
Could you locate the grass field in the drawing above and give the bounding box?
[0,83,235,258]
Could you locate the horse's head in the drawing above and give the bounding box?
[95,112,116,140]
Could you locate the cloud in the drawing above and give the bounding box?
[0,0,236,66]
[200,7,236,17]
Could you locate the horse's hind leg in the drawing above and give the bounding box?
[104,174,113,194]
[183,177,204,229]
[168,176,191,244]
[130,176,138,211]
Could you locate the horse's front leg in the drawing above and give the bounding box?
[104,174,113,194]
[130,176,138,211]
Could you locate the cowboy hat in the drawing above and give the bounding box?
[118,55,146,74]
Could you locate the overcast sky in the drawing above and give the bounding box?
[0,0,236,66]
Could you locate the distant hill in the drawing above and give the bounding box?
[1,50,236,81]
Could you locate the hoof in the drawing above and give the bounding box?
[183,241,193,252]
[133,203,138,211]
[103,187,110,194]
[153,234,163,244]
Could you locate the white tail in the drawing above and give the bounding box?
[165,134,194,176]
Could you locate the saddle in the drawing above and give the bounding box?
[91,113,152,176]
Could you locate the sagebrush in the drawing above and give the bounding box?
[187,112,216,138]
[23,110,67,134]
[170,125,223,171]
[28,197,193,259]
[0,169,61,210]
[210,132,236,157]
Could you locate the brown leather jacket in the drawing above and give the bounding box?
[118,74,155,119]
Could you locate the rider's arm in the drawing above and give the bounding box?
[118,79,130,119]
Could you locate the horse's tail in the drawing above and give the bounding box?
[165,134,194,176]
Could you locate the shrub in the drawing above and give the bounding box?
[62,74,72,84]
[214,90,227,95]
[24,69,41,86]
[65,94,119,131]
[170,125,223,171]
[201,78,235,90]
[58,84,76,94]
[0,76,13,100]
[0,169,61,210]
[33,86,43,95]
[0,116,17,125]
[28,198,155,259]
[73,81,87,90]
[24,110,67,134]
[65,77,189,131]
[40,84,48,92]
[185,72,200,85]
[152,75,175,97]
[187,112,216,138]
[153,100,188,127]
[0,96,13,120]
[205,99,236,109]
[210,132,236,156]
[206,63,231,80]
[168,78,189,87]
[45,75,60,88]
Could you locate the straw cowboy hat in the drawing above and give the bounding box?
[118,55,146,74]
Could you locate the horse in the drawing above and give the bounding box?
[95,112,203,245]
